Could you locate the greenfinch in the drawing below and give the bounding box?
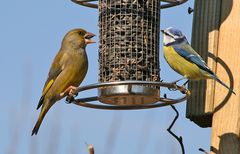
[32,28,95,135]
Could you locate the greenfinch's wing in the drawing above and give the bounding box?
[37,51,64,110]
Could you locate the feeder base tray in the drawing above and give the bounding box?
[98,85,159,105]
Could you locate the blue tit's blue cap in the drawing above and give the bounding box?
[166,27,184,38]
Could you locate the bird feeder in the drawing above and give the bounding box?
[70,0,189,110]
[98,0,161,105]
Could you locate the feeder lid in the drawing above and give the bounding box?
[71,0,188,9]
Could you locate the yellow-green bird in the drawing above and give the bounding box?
[32,28,95,135]
[161,27,235,94]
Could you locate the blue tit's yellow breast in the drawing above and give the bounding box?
[163,46,204,80]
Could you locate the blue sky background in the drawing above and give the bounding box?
[0,1,211,154]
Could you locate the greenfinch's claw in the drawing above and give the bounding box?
[75,92,78,97]
[65,96,75,104]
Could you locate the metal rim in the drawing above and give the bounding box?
[69,81,190,110]
[71,0,188,9]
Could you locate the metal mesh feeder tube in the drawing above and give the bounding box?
[98,0,160,105]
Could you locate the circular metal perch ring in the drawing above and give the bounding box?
[71,0,188,9]
[69,81,190,110]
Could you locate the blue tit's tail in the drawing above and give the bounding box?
[212,76,236,95]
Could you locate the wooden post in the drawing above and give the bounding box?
[187,0,240,153]
[186,0,222,127]
[210,0,240,153]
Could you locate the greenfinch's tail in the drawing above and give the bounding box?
[213,76,236,95]
[32,103,51,136]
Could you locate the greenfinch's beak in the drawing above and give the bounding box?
[84,32,96,44]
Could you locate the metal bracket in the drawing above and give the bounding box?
[67,81,190,110]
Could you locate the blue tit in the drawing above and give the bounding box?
[161,27,235,94]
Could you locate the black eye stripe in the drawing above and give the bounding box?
[165,32,174,38]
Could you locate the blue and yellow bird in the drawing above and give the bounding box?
[161,27,235,94]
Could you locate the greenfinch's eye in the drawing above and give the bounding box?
[79,31,83,35]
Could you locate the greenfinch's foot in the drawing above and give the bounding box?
[60,86,78,98]
[61,86,78,103]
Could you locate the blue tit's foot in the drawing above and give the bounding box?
[170,77,186,85]
[182,80,189,87]
[168,87,178,91]
[177,80,189,94]
[168,77,187,91]
[168,79,181,91]
[168,83,178,91]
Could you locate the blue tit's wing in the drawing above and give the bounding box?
[173,43,236,94]
[173,43,215,76]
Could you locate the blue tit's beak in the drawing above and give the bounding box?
[160,30,165,33]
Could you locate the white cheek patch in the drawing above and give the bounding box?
[163,35,175,45]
